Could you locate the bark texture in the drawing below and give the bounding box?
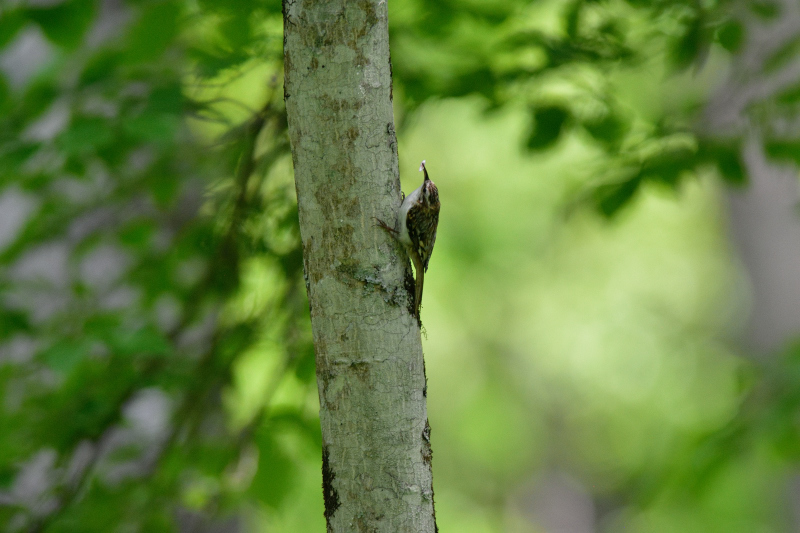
[283,0,437,531]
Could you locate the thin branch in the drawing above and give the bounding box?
[19,86,284,532]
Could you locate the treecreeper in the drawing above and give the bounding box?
[376,160,440,318]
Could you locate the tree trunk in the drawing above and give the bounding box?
[282,1,437,532]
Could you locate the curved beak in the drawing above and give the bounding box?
[419,160,429,182]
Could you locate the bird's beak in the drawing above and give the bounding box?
[419,160,429,182]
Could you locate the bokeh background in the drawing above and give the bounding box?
[2,0,800,531]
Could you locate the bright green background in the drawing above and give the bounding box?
[2,0,800,531]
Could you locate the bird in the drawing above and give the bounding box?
[376,160,440,318]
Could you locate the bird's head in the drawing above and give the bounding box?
[419,160,439,208]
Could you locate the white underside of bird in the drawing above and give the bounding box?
[397,185,422,248]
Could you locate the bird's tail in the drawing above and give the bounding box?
[411,251,424,318]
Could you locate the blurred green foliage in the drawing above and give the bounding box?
[1,0,800,531]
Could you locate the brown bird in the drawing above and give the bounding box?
[376,160,440,318]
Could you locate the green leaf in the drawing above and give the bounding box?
[142,157,181,206]
[593,175,641,217]
[20,79,59,120]
[0,310,30,339]
[148,83,184,113]
[269,409,322,446]
[526,105,570,150]
[716,150,746,186]
[219,11,253,50]
[450,67,496,100]
[777,84,800,104]
[700,141,745,185]
[57,117,115,155]
[250,427,295,508]
[123,112,180,145]
[189,47,250,78]
[123,1,181,64]
[26,0,96,49]
[0,9,26,48]
[40,339,95,374]
[565,1,580,38]
[0,144,39,178]
[582,112,629,148]
[749,1,780,19]
[0,74,10,114]
[670,13,704,70]
[639,145,697,186]
[293,342,316,383]
[119,219,157,249]
[79,49,122,86]
[0,461,14,489]
[36,356,138,450]
[84,314,121,338]
[765,141,800,166]
[107,326,172,358]
[716,20,744,53]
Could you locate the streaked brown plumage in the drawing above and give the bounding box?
[376,160,440,318]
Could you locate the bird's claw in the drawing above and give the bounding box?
[373,217,398,234]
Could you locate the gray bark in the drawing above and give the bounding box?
[703,0,800,356]
[282,0,437,532]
